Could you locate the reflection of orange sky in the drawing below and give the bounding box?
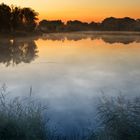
[1,0,140,22]
[35,38,140,62]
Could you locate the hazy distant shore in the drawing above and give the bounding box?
[76,31,140,35]
[1,31,140,46]
[1,31,140,38]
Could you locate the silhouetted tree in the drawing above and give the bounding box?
[66,20,89,31]
[135,19,140,31]
[0,3,11,32]
[0,3,38,33]
[101,17,137,31]
[21,8,38,31]
[89,22,100,31]
[11,6,23,31]
[38,20,64,32]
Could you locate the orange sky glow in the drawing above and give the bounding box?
[0,0,140,22]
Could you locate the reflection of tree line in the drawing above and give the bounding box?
[0,38,38,66]
[41,33,140,44]
[0,33,139,67]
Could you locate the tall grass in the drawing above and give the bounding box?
[0,85,48,140]
[90,95,140,140]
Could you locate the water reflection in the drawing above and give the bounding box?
[0,33,140,137]
[0,38,38,66]
[0,32,140,67]
[41,32,140,44]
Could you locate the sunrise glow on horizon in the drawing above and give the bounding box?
[1,0,140,22]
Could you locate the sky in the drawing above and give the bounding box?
[0,0,140,22]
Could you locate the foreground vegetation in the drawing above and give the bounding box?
[0,3,140,35]
[91,95,140,140]
[0,85,140,140]
[0,85,47,140]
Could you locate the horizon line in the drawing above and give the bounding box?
[37,16,140,23]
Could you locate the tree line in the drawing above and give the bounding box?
[0,3,140,34]
[38,17,140,33]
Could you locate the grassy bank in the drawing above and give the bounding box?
[0,86,47,140]
[0,86,140,140]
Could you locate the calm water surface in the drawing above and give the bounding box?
[0,32,140,134]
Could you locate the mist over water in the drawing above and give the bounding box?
[0,32,140,135]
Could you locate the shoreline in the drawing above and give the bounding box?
[0,31,140,38]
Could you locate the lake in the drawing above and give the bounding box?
[0,32,140,135]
